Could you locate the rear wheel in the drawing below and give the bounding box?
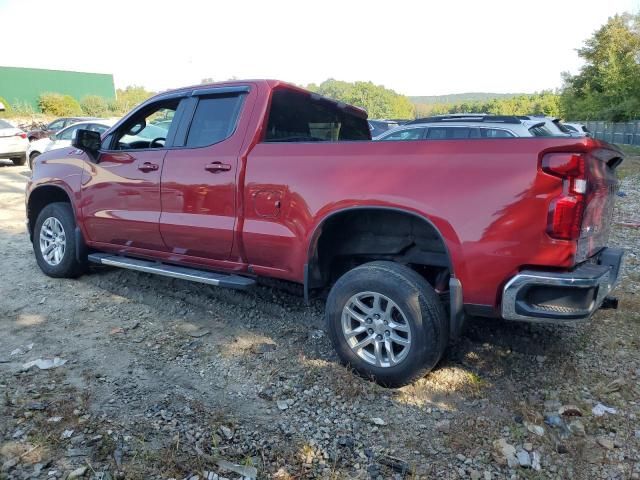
[33,202,87,278]
[325,261,448,387]
[11,154,26,166]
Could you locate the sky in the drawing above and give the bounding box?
[1,0,639,96]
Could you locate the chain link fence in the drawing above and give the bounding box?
[582,121,640,146]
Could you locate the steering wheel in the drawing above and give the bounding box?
[149,137,165,148]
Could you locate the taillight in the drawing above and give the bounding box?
[15,132,27,139]
[542,153,587,240]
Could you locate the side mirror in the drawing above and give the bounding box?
[72,129,101,160]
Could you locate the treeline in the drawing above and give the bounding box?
[306,79,415,119]
[0,86,155,118]
[415,92,561,118]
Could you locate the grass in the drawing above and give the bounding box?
[615,144,640,179]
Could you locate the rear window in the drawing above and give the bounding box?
[264,88,370,142]
[528,125,554,137]
[0,119,12,129]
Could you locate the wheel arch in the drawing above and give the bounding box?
[305,205,461,291]
[27,184,77,241]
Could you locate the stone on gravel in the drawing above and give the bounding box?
[276,400,289,410]
[371,417,386,426]
[216,459,257,479]
[492,438,517,467]
[219,425,233,440]
[592,403,617,416]
[597,437,615,450]
[568,419,586,436]
[435,419,451,433]
[524,421,545,436]
[516,449,531,468]
[1,458,18,472]
[67,466,87,479]
[532,451,541,471]
[22,357,66,370]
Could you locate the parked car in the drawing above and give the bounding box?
[27,119,116,169]
[368,119,401,137]
[515,115,579,136]
[0,119,29,165]
[26,117,98,142]
[27,80,624,387]
[375,114,555,140]
[564,122,592,136]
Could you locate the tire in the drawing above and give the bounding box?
[29,151,40,170]
[33,202,87,278]
[11,154,27,166]
[326,261,448,387]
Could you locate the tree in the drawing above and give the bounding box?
[307,79,415,119]
[113,86,155,114]
[560,13,640,121]
[38,93,83,116]
[80,95,110,117]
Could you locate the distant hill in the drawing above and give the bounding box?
[410,92,526,105]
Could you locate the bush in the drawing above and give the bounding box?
[0,96,12,117]
[80,95,110,117]
[38,93,82,116]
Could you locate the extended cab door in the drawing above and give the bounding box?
[81,96,185,251]
[159,86,252,260]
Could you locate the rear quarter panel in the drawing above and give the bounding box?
[243,137,601,307]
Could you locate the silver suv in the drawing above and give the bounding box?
[374,114,554,141]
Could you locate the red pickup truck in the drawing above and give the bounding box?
[26,80,624,387]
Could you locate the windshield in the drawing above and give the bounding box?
[0,119,13,129]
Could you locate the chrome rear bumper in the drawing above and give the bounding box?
[501,247,623,323]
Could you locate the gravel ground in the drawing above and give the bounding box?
[0,154,639,480]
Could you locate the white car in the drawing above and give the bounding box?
[564,122,591,136]
[374,114,555,140]
[28,119,117,169]
[0,119,29,166]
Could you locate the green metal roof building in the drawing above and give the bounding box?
[0,66,115,110]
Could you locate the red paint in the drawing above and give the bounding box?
[27,80,622,311]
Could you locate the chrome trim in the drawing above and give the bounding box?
[88,253,255,290]
[501,248,623,323]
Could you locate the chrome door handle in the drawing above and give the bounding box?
[205,162,231,173]
[138,162,159,172]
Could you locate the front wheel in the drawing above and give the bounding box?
[11,154,27,166]
[33,202,87,278]
[325,261,448,387]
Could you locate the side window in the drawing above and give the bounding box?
[113,100,179,150]
[426,127,470,139]
[264,88,370,142]
[382,128,425,141]
[482,128,514,138]
[87,124,109,134]
[48,120,65,131]
[185,94,246,148]
[57,124,84,140]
